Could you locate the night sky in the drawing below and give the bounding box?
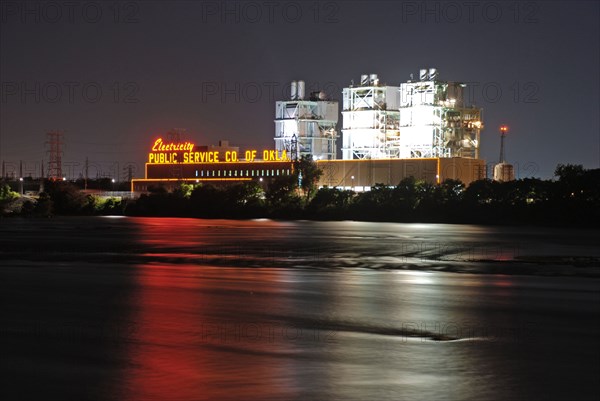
[1,0,598,180]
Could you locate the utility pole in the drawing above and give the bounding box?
[291,134,299,161]
[84,157,89,190]
[19,160,23,195]
[39,159,45,193]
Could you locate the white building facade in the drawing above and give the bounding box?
[341,74,401,159]
[342,69,483,160]
[274,81,339,160]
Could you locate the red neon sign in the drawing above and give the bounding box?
[152,138,195,152]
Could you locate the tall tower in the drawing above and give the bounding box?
[46,131,64,180]
[275,81,338,160]
[341,74,401,159]
[493,125,515,181]
[499,125,508,162]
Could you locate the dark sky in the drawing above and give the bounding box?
[1,0,598,180]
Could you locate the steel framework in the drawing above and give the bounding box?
[398,71,482,159]
[341,76,401,159]
[46,131,64,180]
[275,96,338,160]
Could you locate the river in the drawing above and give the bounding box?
[1,217,599,400]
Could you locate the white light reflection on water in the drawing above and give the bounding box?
[2,217,599,401]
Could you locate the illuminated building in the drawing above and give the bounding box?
[398,68,482,159]
[342,68,483,160]
[132,68,487,193]
[342,74,401,159]
[275,80,338,160]
[132,137,485,192]
[132,138,293,192]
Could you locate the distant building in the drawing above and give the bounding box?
[274,80,338,161]
[341,68,483,160]
[399,68,482,159]
[342,74,401,159]
[133,68,488,193]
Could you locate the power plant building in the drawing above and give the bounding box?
[341,74,401,159]
[274,80,338,161]
[132,68,487,193]
[398,68,482,159]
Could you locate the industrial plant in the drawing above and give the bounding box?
[0,68,496,194]
[131,68,488,192]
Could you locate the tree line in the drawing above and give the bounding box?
[2,162,599,227]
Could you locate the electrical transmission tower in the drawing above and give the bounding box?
[123,163,134,182]
[46,131,64,180]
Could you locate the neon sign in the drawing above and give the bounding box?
[147,138,290,164]
[151,138,194,152]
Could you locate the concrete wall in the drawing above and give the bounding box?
[317,158,486,189]
[133,158,486,193]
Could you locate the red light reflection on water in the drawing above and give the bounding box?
[121,264,213,400]
[120,218,298,400]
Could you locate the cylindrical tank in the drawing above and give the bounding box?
[429,68,438,80]
[369,74,378,85]
[419,69,428,81]
[360,74,369,86]
[290,81,297,100]
[493,163,515,182]
[298,80,305,100]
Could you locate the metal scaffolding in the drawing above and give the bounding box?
[275,82,338,160]
[341,74,401,159]
[340,69,483,161]
[398,69,483,159]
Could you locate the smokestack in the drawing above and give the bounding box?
[290,81,297,100]
[297,80,305,100]
[429,68,438,80]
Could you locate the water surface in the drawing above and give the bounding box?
[2,217,599,400]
